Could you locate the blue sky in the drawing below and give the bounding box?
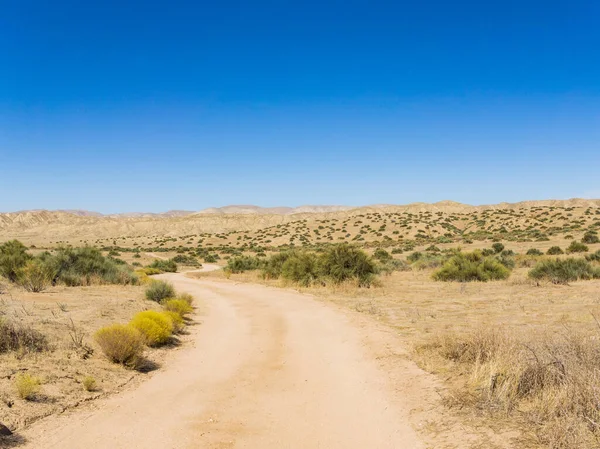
[1,0,599,213]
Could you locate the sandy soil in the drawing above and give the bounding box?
[17,270,436,449]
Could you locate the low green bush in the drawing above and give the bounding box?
[17,259,52,292]
[226,256,264,273]
[145,280,176,302]
[529,258,600,284]
[432,251,511,282]
[586,250,600,262]
[262,251,296,279]
[567,241,589,254]
[281,252,320,286]
[492,243,505,253]
[526,248,543,256]
[148,259,178,273]
[582,232,600,244]
[0,240,31,282]
[171,254,200,266]
[41,246,138,286]
[547,246,564,255]
[373,248,392,262]
[318,244,377,287]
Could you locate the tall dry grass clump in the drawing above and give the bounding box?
[418,325,600,448]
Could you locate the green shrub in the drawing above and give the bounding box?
[529,258,600,284]
[281,252,320,287]
[411,253,447,270]
[526,248,543,256]
[582,232,600,244]
[0,319,49,353]
[492,243,505,253]
[171,254,200,266]
[94,324,144,367]
[17,259,52,292]
[432,251,511,282]
[373,248,392,261]
[41,246,138,286]
[547,246,564,255]
[0,240,31,282]
[148,259,178,272]
[145,280,176,302]
[226,256,264,273]
[378,258,410,274]
[586,250,600,262]
[495,253,516,270]
[203,254,217,263]
[15,373,41,400]
[407,252,423,263]
[567,241,589,253]
[318,244,377,287]
[262,251,296,279]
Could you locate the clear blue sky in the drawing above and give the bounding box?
[1,1,599,213]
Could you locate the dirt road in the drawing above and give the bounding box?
[20,272,426,449]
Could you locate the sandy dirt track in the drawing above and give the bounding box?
[20,271,425,449]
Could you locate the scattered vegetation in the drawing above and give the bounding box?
[145,280,176,302]
[41,246,139,286]
[529,258,600,284]
[432,251,511,282]
[147,258,178,273]
[546,246,564,255]
[566,241,589,253]
[526,248,543,256]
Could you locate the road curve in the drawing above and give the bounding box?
[21,272,424,449]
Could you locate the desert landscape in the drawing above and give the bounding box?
[4,2,597,447]
[1,199,600,448]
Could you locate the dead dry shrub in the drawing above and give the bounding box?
[0,319,49,353]
[418,325,600,448]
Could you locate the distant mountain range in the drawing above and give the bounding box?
[6,205,355,217]
[2,199,599,246]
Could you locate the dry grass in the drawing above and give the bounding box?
[201,264,600,448]
[0,282,173,431]
[417,325,600,448]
